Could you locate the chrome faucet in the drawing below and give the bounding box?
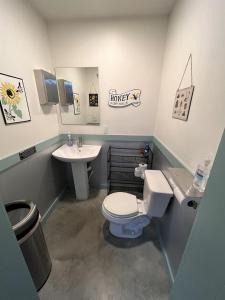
[77,136,83,148]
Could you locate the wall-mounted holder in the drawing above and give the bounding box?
[57,79,74,106]
[187,200,198,210]
[34,69,59,105]
[163,168,203,209]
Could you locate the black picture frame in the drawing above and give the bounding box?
[0,72,31,125]
[89,93,98,107]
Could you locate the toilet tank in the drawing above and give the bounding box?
[143,170,173,217]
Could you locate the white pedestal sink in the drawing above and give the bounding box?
[52,144,102,200]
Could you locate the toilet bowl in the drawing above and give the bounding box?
[102,170,173,239]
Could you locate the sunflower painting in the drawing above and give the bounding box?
[0,73,31,124]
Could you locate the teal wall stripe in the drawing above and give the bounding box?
[62,134,153,142]
[0,133,186,173]
[0,134,152,173]
[35,134,64,152]
[0,153,20,173]
[0,134,64,173]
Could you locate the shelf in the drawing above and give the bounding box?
[110,181,144,189]
[110,156,147,164]
[109,162,145,168]
[110,153,145,158]
[109,172,143,183]
[107,144,153,195]
[110,166,139,172]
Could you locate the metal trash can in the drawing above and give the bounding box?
[5,200,52,291]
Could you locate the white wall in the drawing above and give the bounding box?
[0,0,59,158]
[154,0,225,173]
[48,17,168,135]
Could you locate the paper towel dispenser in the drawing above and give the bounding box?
[57,79,74,106]
[34,69,59,105]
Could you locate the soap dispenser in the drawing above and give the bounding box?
[67,133,73,146]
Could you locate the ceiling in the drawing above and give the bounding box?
[28,0,177,21]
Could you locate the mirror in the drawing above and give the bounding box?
[55,67,100,125]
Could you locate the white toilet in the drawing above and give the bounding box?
[102,170,173,238]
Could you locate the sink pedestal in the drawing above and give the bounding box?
[71,162,89,200]
[52,144,102,200]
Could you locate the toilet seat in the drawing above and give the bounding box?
[103,192,138,218]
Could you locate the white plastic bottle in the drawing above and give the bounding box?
[193,159,211,192]
[67,133,73,146]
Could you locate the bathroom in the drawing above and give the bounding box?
[0,0,225,299]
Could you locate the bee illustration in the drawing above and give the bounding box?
[132,93,139,100]
[4,109,16,121]
[16,82,23,93]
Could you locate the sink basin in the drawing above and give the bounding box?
[52,143,102,200]
[52,144,102,163]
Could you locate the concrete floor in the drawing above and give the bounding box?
[39,189,170,300]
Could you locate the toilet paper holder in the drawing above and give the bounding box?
[187,200,198,210]
[173,186,199,210]
[164,170,202,210]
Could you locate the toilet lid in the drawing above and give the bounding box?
[103,192,138,217]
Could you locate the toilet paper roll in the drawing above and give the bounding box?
[134,167,142,177]
[135,164,147,178]
[139,164,147,172]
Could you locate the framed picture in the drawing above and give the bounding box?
[0,73,31,125]
[89,93,98,107]
[172,85,195,121]
[73,93,80,115]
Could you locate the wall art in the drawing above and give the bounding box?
[172,86,195,121]
[172,54,194,121]
[109,89,141,108]
[0,73,31,125]
[73,93,80,115]
[89,93,98,107]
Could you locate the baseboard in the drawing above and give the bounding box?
[41,187,67,224]
[156,223,175,285]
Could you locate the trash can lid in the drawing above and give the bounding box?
[5,200,39,240]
